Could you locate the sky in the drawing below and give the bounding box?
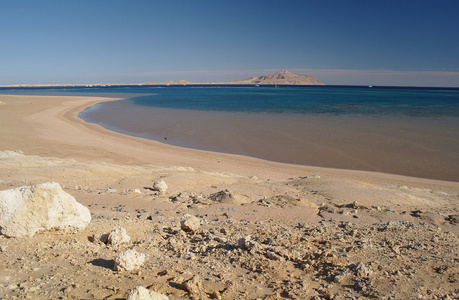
[1,0,458,86]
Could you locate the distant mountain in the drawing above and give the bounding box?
[233,70,324,85]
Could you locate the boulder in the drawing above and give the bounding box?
[127,286,169,300]
[180,214,201,233]
[0,182,91,237]
[152,180,168,194]
[114,248,146,271]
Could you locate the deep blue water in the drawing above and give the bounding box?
[2,85,459,117]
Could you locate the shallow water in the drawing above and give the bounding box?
[80,86,459,181]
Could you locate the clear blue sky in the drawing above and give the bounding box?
[1,0,458,86]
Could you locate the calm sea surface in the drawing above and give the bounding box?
[2,85,459,181]
[2,85,459,116]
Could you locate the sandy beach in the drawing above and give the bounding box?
[0,94,458,299]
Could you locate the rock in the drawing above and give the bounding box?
[353,262,373,277]
[92,226,130,246]
[183,275,204,300]
[114,248,146,271]
[333,271,350,283]
[127,286,169,300]
[180,214,201,232]
[107,226,131,246]
[208,190,234,203]
[0,182,91,237]
[92,232,109,244]
[265,250,283,261]
[238,235,261,253]
[152,180,168,194]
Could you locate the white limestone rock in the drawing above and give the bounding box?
[107,225,131,246]
[127,286,169,300]
[152,180,168,194]
[180,214,201,233]
[0,182,91,237]
[113,248,146,271]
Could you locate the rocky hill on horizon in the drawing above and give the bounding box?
[233,70,324,85]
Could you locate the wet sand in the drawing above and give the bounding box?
[82,100,459,182]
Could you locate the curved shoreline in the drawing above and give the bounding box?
[79,94,459,182]
[60,96,459,188]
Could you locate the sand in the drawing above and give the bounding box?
[0,94,458,299]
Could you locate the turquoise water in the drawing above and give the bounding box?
[122,86,459,117]
[2,85,459,116]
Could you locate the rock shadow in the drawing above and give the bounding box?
[89,258,114,270]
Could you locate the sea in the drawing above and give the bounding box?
[2,85,459,181]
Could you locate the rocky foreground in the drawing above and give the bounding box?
[0,151,458,299]
[1,211,458,299]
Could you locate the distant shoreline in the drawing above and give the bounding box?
[2,83,459,90]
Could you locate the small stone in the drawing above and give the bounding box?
[114,248,146,271]
[333,272,350,283]
[371,205,382,211]
[127,286,169,300]
[107,225,131,246]
[210,290,222,300]
[354,262,373,277]
[152,180,168,194]
[92,232,109,244]
[238,235,260,253]
[183,275,204,300]
[265,250,283,261]
[180,214,201,232]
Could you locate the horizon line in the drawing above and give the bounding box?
[1,68,458,87]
